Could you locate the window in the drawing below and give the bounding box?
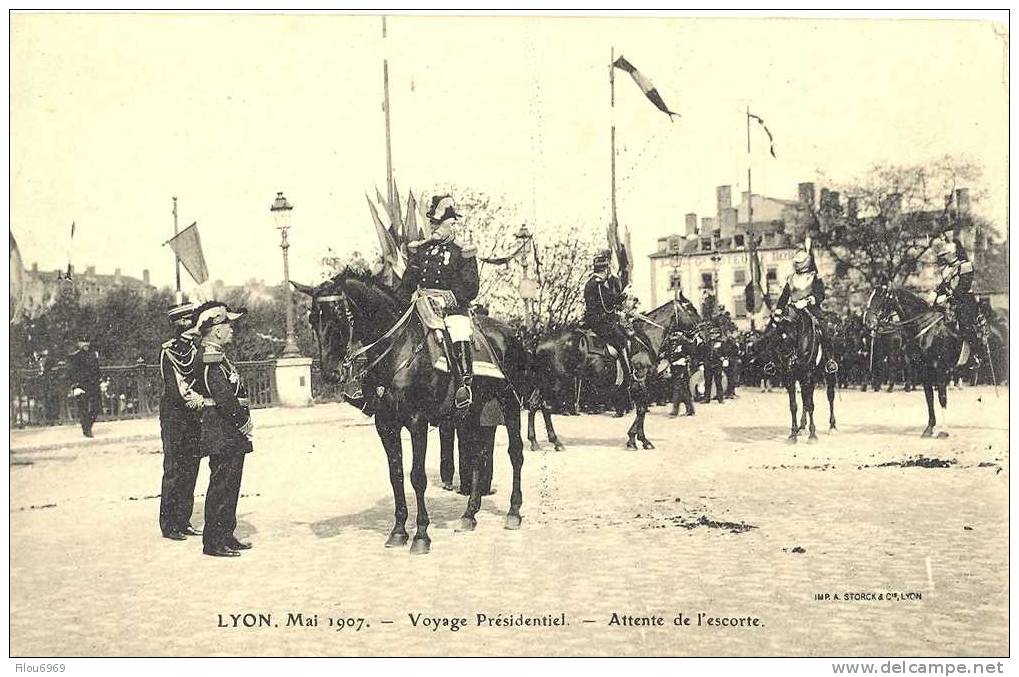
[734,234,745,248]
[700,239,712,252]
[734,302,747,318]
[701,272,714,290]
[766,267,778,282]
[733,269,747,286]
[669,272,682,290]
[669,236,680,252]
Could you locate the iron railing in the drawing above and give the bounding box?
[10,360,279,428]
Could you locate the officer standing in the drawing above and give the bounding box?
[67,334,101,437]
[158,302,204,541]
[665,331,696,417]
[189,301,253,558]
[399,194,480,409]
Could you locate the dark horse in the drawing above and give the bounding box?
[748,308,837,442]
[864,284,965,438]
[526,316,660,451]
[293,269,528,554]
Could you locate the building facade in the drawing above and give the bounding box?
[21,263,154,317]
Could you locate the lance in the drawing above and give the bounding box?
[982,332,998,398]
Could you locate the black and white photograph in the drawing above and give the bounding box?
[7,9,1011,667]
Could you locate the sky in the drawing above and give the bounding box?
[10,13,1009,304]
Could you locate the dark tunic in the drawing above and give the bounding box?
[194,344,253,457]
[583,273,623,326]
[400,237,479,314]
[158,336,202,535]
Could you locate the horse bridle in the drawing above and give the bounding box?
[312,292,355,375]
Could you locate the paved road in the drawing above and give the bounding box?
[9,387,1008,657]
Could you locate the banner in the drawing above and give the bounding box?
[165,222,209,284]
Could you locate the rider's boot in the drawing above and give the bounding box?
[453,341,474,409]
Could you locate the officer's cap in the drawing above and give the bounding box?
[187,301,246,336]
[426,195,461,224]
[167,302,196,330]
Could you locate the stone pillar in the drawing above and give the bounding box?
[274,356,313,407]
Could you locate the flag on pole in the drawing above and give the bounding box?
[366,194,406,278]
[748,113,777,158]
[10,232,25,324]
[404,191,421,243]
[66,220,75,279]
[612,55,680,120]
[165,222,209,284]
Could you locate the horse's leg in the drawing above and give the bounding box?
[541,409,565,451]
[936,379,950,439]
[805,378,818,441]
[503,399,525,530]
[439,422,455,491]
[526,407,541,451]
[376,416,409,548]
[459,415,482,531]
[826,372,837,431]
[408,421,431,554]
[786,379,798,443]
[626,411,639,450]
[921,381,936,437]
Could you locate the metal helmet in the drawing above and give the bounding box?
[936,240,958,265]
[792,249,812,273]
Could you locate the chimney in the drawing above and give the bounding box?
[819,187,831,214]
[720,207,738,239]
[798,182,816,209]
[716,185,732,217]
[114,268,121,281]
[847,197,859,220]
[142,269,150,285]
[86,265,96,276]
[701,216,716,236]
[684,213,698,236]
[31,262,38,272]
[955,188,970,215]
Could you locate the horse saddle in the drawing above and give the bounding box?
[577,329,637,387]
[413,295,505,380]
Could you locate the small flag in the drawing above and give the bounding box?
[366,194,406,278]
[70,221,76,239]
[405,191,421,243]
[748,113,777,158]
[612,55,680,120]
[165,222,209,284]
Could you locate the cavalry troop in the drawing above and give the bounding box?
[167,191,1003,557]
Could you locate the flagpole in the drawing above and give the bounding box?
[746,106,761,331]
[172,196,182,304]
[382,16,397,227]
[610,46,617,231]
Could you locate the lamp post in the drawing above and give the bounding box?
[670,250,682,301]
[515,224,537,331]
[271,191,301,358]
[710,252,723,315]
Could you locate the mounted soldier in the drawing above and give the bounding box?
[399,194,480,409]
[772,240,838,374]
[583,249,631,380]
[932,238,980,367]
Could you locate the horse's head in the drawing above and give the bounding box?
[863,284,892,332]
[292,275,358,383]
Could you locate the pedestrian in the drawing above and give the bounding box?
[67,334,101,437]
[189,301,253,557]
[665,332,695,417]
[158,302,204,542]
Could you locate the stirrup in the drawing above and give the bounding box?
[454,384,473,409]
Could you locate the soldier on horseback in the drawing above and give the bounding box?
[772,241,839,374]
[932,238,981,367]
[583,249,631,380]
[399,194,480,409]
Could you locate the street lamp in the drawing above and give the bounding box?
[515,224,537,331]
[710,252,723,315]
[271,191,301,358]
[670,250,682,301]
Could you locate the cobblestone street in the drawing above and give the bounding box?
[9,388,1008,657]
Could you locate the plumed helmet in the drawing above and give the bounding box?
[185,301,247,337]
[936,239,958,264]
[793,249,812,273]
[426,195,461,224]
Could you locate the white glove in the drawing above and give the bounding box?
[72,387,85,397]
[793,299,809,310]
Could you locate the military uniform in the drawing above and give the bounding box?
[583,259,630,373]
[775,248,837,373]
[189,301,252,557]
[157,303,204,540]
[934,240,980,356]
[67,342,101,437]
[665,333,696,417]
[399,194,481,409]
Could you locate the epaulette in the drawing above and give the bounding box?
[202,346,224,363]
[959,260,974,274]
[408,239,426,251]
[161,339,174,349]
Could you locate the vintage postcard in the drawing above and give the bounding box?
[7,10,1010,665]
